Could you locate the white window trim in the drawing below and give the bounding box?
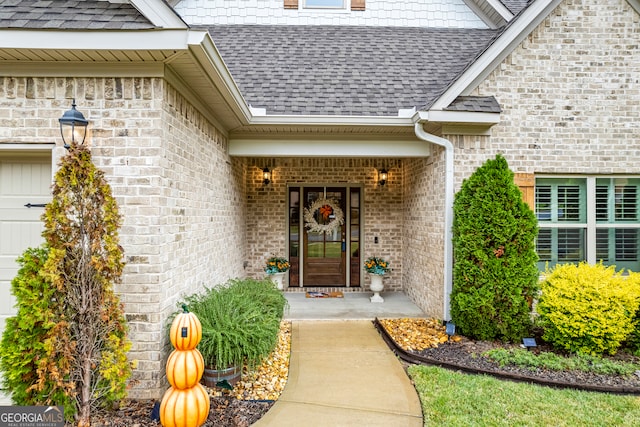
[536,175,640,266]
[302,0,350,11]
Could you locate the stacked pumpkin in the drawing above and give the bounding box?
[160,306,210,427]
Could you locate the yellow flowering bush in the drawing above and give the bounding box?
[536,262,640,355]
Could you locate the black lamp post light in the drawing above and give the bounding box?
[59,99,88,149]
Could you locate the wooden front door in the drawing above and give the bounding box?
[303,187,347,286]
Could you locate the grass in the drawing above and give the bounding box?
[408,365,640,427]
[484,348,640,376]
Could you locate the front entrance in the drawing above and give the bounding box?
[289,185,361,287]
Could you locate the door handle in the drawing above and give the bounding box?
[24,203,47,208]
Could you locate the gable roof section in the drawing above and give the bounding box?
[501,0,532,14]
[206,25,500,117]
[0,0,155,30]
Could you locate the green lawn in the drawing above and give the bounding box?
[408,365,640,427]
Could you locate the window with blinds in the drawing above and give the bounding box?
[535,177,640,271]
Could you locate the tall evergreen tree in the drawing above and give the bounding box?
[41,144,132,425]
[450,154,538,341]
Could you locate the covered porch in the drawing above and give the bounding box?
[283,291,425,320]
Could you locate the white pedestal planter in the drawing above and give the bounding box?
[268,272,288,291]
[368,273,385,303]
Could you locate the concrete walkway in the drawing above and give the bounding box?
[254,320,423,426]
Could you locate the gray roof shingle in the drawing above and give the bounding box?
[501,0,532,15]
[446,96,501,113]
[0,0,155,30]
[207,25,500,116]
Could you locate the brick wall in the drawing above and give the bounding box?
[175,0,485,28]
[243,157,404,291]
[0,76,247,399]
[466,0,640,177]
[402,148,446,318]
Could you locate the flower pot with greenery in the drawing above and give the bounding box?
[265,256,290,290]
[180,278,287,388]
[364,256,390,303]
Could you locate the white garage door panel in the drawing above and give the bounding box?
[0,156,51,322]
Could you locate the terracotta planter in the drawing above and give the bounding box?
[202,365,241,388]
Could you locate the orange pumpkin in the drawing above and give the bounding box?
[166,349,205,390]
[169,306,202,351]
[160,383,210,427]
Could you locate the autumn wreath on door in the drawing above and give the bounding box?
[304,197,344,235]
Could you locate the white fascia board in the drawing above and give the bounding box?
[627,0,640,14]
[129,0,188,28]
[0,29,191,50]
[187,30,253,124]
[248,114,414,127]
[229,138,431,158]
[432,0,562,110]
[485,0,514,21]
[424,110,500,125]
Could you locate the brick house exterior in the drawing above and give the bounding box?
[0,0,638,399]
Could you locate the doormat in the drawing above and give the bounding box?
[305,291,344,298]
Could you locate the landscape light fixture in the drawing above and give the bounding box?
[522,338,537,351]
[378,168,388,186]
[262,167,271,185]
[59,98,88,149]
[445,321,456,337]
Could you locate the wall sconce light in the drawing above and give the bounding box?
[58,98,88,149]
[262,167,271,185]
[378,168,388,186]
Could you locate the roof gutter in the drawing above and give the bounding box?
[413,111,454,321]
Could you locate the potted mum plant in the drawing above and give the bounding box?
[265,256,290,290]
[364,256,390,303]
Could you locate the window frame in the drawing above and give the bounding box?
[535,175,640,271]
[303,0,349,10]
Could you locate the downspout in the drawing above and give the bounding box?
[413,116,454,321]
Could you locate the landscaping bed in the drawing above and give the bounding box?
[84,321,291,427]
[375,318,640,394]
[79,317,640,426]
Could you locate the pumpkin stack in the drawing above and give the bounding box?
[160,305,210,427]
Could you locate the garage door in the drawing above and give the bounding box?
[0,152,52,333]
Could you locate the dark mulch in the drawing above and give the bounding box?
[82,396,272,427]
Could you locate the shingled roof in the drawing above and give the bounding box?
[501,0,532,15]
[206,25,500,116]
[0,0,155,30]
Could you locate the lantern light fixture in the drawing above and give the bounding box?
[262,167,271,185]
[59,98,88,149]
[378,168,388,186]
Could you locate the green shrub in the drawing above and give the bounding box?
[450,154,539,342]
[0,246,74,418]
[182,278,286,369]
[484,348,640,376]
[624,309,640,356]
[536,262,640,355]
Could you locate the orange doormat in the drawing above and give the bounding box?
[305,291,344,298]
